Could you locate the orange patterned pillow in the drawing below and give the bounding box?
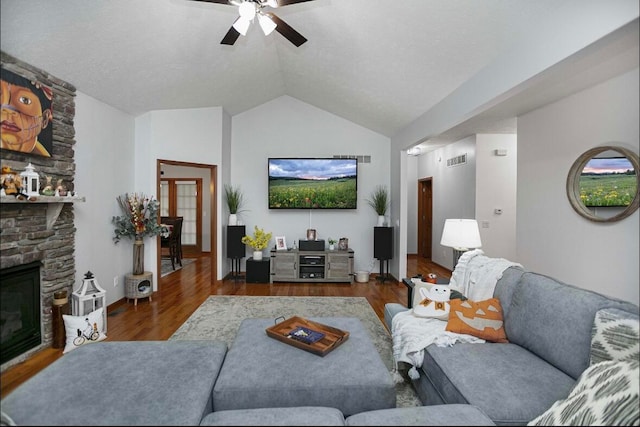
[446,298,508,343]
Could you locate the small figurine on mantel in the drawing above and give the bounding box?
[55,179,67,197]
[41,175,55,196]
[1,165,31,200]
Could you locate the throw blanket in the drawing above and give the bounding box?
[391,310,484,382]
[449,249,523,300]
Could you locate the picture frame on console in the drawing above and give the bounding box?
[275,236,287,251]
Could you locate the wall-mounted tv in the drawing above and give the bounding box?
[268,158,358,209]
[580,156,637,207]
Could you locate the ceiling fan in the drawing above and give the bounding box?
[190,0,314,47]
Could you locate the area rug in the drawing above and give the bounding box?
[160,257,195,277]
[170,295,421,408]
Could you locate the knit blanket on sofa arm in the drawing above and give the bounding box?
[449,249,523,301]
[391,310,484,383]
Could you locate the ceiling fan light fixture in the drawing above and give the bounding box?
[258,13,277,35]
[232,16,251,36]
[238,1,256,20]
[265,0,279,8]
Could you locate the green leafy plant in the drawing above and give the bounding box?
[328,238,337,245]
[366,185,389,215]
[112,193,165,243]
[241,226,273,251]
[224,184,245,214]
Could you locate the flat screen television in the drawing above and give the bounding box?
[580,156,637,207]
[268,158,358,209]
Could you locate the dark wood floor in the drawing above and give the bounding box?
[0,254,450,399]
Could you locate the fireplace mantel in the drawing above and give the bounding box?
[0,196,86,229]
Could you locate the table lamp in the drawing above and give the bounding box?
[440,219,482,268]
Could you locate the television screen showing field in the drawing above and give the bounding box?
[268,158,357,209]
[580,157,637,207]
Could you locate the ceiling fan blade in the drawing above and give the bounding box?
[276,0,315,6]
[267,13,307,47]
[221,26,241,45]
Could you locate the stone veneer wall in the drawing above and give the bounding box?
[0,51,78,372]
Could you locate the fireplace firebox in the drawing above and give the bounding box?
[1,261,42,365]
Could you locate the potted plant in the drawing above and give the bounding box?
[328,238,337,250]
[224,184,245,225]
[241,226,273,261]
[366,185,389,226]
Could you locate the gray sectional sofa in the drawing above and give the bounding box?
[384,266,640,426]
[2,268,637,426]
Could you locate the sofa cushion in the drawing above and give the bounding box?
[1,340,228,426]
[527,359,639,426]
[422,343,575,426]
[590,307,639,365]
[503,272,639,379]
[345,404,496,426]
[446,298,508,343]
[200,407,346,426]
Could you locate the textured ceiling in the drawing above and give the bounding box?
[0,0,633,142]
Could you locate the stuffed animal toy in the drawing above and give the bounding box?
[413,284,451,320]
[1,166,26,198]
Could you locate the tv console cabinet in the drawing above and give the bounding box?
[270,248,354,284]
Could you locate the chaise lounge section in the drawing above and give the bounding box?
[384,266,640,426]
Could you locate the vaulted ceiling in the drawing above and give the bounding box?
[1,0,638,152]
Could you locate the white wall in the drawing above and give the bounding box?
[517,68,639,305]
[475,134,518,260]
[74,92,136,307]
[405,155,418,254]
[136,107,225,280]
[230,96,391,273]
[415,137,477,270]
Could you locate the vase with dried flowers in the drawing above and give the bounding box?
[112,193,165,275]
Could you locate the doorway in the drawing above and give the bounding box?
[157,159,217,283]
[160,178,203,257]
[417,178,433,259]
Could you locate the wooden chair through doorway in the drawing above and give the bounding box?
[161,216,183,270]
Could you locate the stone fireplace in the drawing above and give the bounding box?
[1,51,78,372]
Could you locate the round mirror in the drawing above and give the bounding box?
[566,145,639,222]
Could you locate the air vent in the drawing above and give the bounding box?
[334,155,371,164]
[447,153,467,167]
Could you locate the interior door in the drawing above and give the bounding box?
[160,178,202,257]
[417,178,433,259]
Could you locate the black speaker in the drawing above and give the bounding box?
[227,225,246,258]
[374,227,393,260]
[299,239,325,251]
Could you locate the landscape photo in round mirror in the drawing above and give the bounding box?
[567,146,640,222]
[581,152,636,207]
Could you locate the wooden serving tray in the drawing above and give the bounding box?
[265,316,349,357]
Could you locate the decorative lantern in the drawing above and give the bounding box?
[20,163,40,197]
[72,271,107,333]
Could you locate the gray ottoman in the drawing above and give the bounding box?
[212,317,396,416]
[1,340,228,426]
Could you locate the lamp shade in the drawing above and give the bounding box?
[232,16,251,36]
[258,13,277,35]
[440,219,482,250]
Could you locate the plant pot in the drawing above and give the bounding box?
[229,214,238,226]
[355,271,369,283]
[253,250,263,261]
[329,244,335,250]
[377,215,385,226]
